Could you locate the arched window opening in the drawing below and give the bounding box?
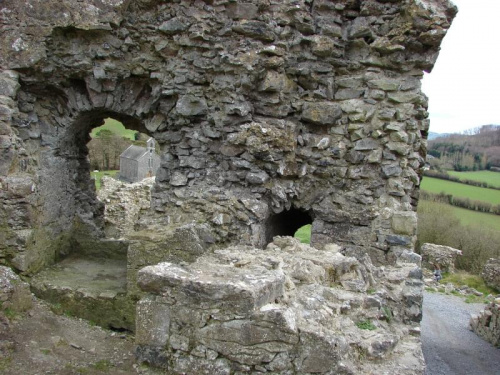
[265,208,313,245]
[87,117,160,187]
[31,112,159,332]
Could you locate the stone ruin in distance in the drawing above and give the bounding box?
[0,0,456,373]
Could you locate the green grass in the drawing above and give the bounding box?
[90,118,137,140]
[441,271,498,295]
[294,224,311,244]
[356,320,377,330]
[447,170,500,188]
[90,170,119,190]
[431,202,500,231]
[92,360,114,371]
[420,176,500,205]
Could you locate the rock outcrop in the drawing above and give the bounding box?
[136,237,425,374]
[420,243,462,273]
[482,258,500,292]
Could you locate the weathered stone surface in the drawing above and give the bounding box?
[420,243,463,272]
[482,258,500,292]
[0,266,32,314]
[159,17,189,35]
[470,299,500,347]
[138,262,285,315]
[301,102,342,125]
[98,176,153,239]
[0,0,454,276]
[0,0,456,372]
[232,20,276,42]
[136,237,426,373]
[176,95,208,117]
[136,296,170,347]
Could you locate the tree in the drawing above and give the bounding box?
[88,130,130,171]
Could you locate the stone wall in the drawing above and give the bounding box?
[420,243,462,273]
[470,299,500,348]
[482,258,500,292]
[0,0,456,275]
[136,237,425,374]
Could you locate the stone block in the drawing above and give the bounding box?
[391,211,417,235]
[302,101,342,125]
[176,95,208,116]
[295,328,348,373]
[136,296,170,346]
[137,262,285,315]
[232,20,275,41]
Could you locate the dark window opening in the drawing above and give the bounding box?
[265,208,313,245]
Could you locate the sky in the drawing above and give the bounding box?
[421,0,500,134]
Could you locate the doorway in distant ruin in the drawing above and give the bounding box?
[265,207,313,245]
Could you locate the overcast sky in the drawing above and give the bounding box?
[421,0,500,134]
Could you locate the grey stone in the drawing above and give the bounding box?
[176,95,208,116]
[246,171,269,185]
[159,17,188,34]
[135,297,170,346]
[137,262,285,314]
[232,21,275,42]
[302,102,342,125]
[382,164,403,177]
[354,139,379,151]
[170,171,188,186]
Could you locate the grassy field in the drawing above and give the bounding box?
[447,170,500,188]
[420,176,500,205]
[90,118,136,140]
[419,200,500,231]
[90,170,118,190]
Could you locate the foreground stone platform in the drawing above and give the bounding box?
[136,237,425,374]
[30,256,134,330]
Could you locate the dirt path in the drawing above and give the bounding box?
[422,291,500,375]
[0,298,162,375]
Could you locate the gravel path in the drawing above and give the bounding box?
[422,291,500,375]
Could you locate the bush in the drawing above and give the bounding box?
[417,200,500,274]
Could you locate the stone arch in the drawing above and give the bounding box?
[19,77,163,266]
[264,206,314,245]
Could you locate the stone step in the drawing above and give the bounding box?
[30,256,135,331]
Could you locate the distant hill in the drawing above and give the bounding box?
[427,125,500,171]
[428,132,451,140]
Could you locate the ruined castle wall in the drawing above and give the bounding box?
[0,0,456,274]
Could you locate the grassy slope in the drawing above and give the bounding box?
[294,224,312,244]
[447,170,500,188]
[420,176,500,205]
[90,118,136,140]
[419,200,500,231]
[90,170,119,190]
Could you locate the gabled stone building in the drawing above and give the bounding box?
[119,138,160,183]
